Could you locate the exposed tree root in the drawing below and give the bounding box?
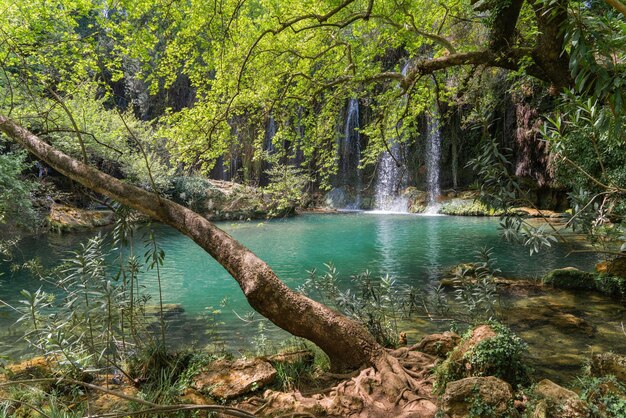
[239,348,439,417]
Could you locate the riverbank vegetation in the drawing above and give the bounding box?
[1,0,626,416]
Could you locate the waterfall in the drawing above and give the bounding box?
[260,117,277,185]
[372,62,410,213]
[424,106,442,213]
[373,144,408,212]
[339,98,362,209]
[264,117,276,153]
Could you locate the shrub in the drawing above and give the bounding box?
[165,176,219,212]
[576,375,626,417]
[434,322,530,393]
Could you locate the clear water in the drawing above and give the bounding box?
[1,213,623,383]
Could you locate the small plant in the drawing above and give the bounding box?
[272,357,314,392]
[467,390,498,418]
[300,265,406,347]
[252,321,269,356]
[409,247,503,325]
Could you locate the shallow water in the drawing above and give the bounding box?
[0,213,623,383]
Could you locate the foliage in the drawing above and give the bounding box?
[538,2,626,257]
[264,164,312,214]
[0,148,37,227]
[5,209,182,383]
[272,356,315,392]
[434,321,530,393]
[452,248,500,322]
[300,264,405,347]
[593,274,626,299]
[576,375,626,417]
[469,137,559,256]
[165,176,217,212]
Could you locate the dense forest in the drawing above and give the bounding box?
[1,0,626,417]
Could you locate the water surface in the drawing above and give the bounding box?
[1,213,622,383]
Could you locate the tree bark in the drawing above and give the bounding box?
[0,114,384,372]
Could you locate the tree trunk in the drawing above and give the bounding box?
[0,114,384,372]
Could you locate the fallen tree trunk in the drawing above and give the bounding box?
[0,113,383,372]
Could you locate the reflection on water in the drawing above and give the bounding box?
[1,213,622,383]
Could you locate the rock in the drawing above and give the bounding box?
[439,198,501,216]
[510,207,567,218]
[542,267,595,290]
[442,376,515,418]
[452,324,496,359]
[415,331,461,357]
[48,204,114,231]
[590,352,626,385]
[192,358,276,399]
[4,356,54,380]
[265,350,314,366]
[535,379,578,404]
[402,187,428,213]
[552,312,595,337]
[597,256,626,279]
[181,387,213,405]
[533,379,590,417]
[92,385,139,413]
[436,323,530,389]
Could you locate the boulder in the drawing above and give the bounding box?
[415,332,461,357]
[451,324,496,360]
[435,323,530,390]
[590,353,626,385]
[442,376,515,418]
[533,379,590,417]
[542,267,595,290]
[192,358,276,399]
[439,198,500,216]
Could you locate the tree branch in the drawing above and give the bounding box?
[605,0,626,18]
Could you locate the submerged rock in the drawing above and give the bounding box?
[192,358,276,399]
[442,376,515,418]
[143,303,185,319]
[507,302,596,337]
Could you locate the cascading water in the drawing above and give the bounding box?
[265,116,276,153]
[337,98,362,209]
[373,144,408,212]
[259,117,277,185]
[424,106,442,214]
[372,62,410,213]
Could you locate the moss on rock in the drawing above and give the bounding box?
[434,323,530,393]
[542,267,596,290]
